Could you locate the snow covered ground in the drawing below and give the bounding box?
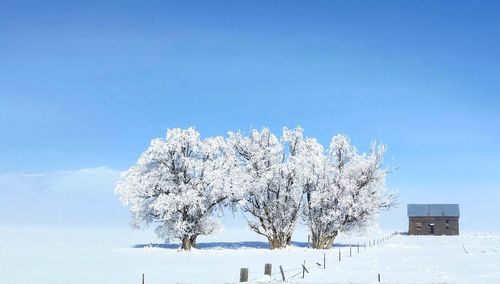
[1,226,499,284]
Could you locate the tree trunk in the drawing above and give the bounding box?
[190,235,197,247]
[267,233,292,249]
[311,231,338,249]
[181,235,198,250]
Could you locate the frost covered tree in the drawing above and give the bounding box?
[304,135,395,249]
[228,127,311,249]
[115,128,244,250]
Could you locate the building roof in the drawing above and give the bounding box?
[407,204,460,217]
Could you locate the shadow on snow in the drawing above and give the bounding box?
[132,241,356,250]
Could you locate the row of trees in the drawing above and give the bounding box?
[115,127,395,250]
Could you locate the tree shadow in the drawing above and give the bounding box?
[132,241,356,250]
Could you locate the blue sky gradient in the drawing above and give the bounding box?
[1,1,499,230]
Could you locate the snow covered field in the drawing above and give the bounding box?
[1,226,500,283]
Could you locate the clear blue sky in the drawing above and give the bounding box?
[1,1,500,229]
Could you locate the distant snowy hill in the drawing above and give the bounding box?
[1,166,499,232]
[0,167,128,226]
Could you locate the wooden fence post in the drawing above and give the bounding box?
[302,260,305,279]
[357,243,360,254]
[279,265,286,281]
[142,273,144,284]
[350,245,352,257]
[323,252,326,269]
[264,263,272,276]
[302,261,309,279]
[338,249,341,262]
[378,273,381,282]
[240,268,249,282]
[308,235,311,248]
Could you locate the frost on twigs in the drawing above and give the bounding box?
[116,127,396,251]
[304,134,396,249]
[228,127,314,249]
[115,128,244,250]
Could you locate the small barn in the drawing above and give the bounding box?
[407,204,460,235]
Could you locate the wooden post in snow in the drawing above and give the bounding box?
[302,261,309,279]
[264,263,272,276]
[323,252,326,269]
[302,260,305,279]
[240,268,248,282]
[142,273,144,284]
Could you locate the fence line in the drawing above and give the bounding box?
[237,231,399,282]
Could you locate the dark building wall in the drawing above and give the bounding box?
[408,216,459,235]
